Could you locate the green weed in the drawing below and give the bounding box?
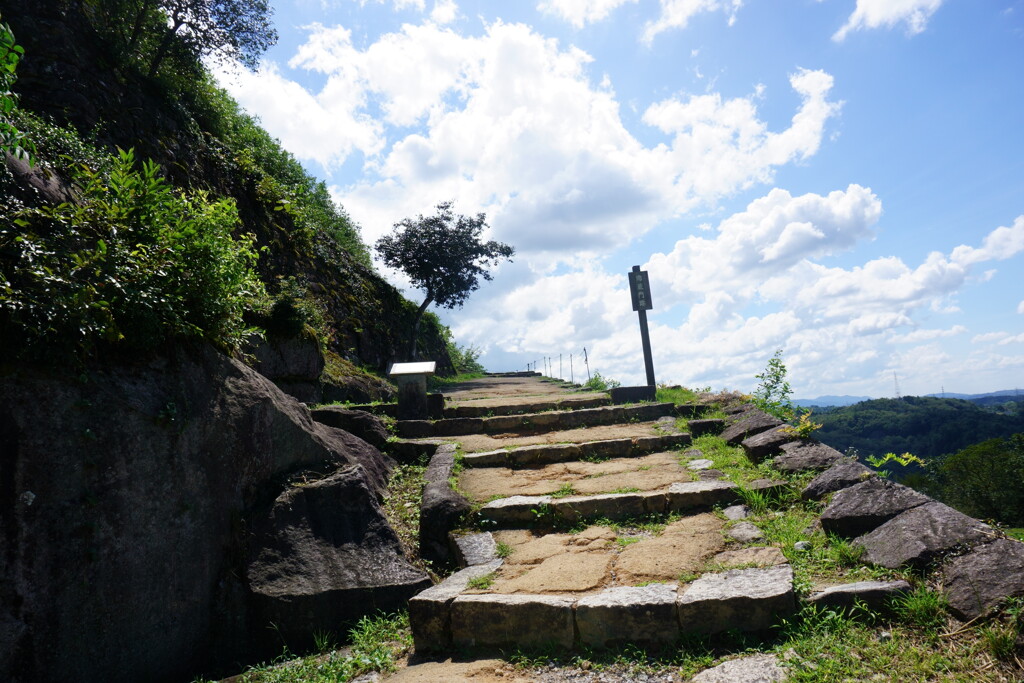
[467,572,496,590]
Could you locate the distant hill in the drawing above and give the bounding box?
[814,396,1024,461]
[794,395,873,407]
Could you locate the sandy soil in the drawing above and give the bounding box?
[451,421,673,453]
[384,658,530,682]
[471,515,728,595]
[458,452,692,502]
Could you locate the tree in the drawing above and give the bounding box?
[104,0,277,77]
[0,12,32,161]
[375,201,514,360]
[926,434,1024,526]
[752,349,795,421]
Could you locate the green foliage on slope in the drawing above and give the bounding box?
[2,147,262,359]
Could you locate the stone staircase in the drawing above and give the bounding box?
[402,376,801,655]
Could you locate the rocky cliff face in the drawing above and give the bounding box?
[0,346,428,682]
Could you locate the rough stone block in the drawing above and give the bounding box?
[432,417,483,436]
[640,489,670,514]
[450,594,576,649]
[633,434,692,453]
[773,440,844,472]
[626,402,676,421]
[854,501,991,569]
[507,443,584,467]
[808,580,911,611]
[451,532,498,566]
[690,654,786,683]
[942,539,1024,620]
[396,420,434,438]
[579,438,633,460]
[667,481,737,511]
[727,521,764,543]
[686,458,715,471]
[678,565,795,634]
[720,410,783,445]
[576,584,680,648]
[609,385,656,403]
[820,477,930,538]
[552,493,647,523]
[687,418,725,436]
[462,449,509,467]
[409,561,503,652]
[482,415,526,433]
[741,426,797,463]
[802,459,876,500]
[478,495,553,527]
[676,404,714,419]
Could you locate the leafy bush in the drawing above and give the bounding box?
[0,12,32,161]
[582,371,621,392]
[2,148,263,359]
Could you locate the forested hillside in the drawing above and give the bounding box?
[0,1,455,388]
[814,395,1024,460]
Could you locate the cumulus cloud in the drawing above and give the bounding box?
[890,325,967,344]
[642,0,743,43]
[1018,300,1024,314]
[834,0,944,42]
[225,21,840,250]
[538,0,638,28]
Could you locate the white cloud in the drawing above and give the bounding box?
[538,0,638,28]
[431,0,458,24]
[643,0,743,44]
[890,325,967,344]
[228,21,840,251]
[950,215,1024,265]
[834,0,944,42]
[1018,300,1024,314]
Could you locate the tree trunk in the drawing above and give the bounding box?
[408,294,433,361]
[147,15,183,77]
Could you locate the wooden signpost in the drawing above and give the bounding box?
[628,265,656,387]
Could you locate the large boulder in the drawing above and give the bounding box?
[310,406,392,450]
[0,346,407,682]
[802,459,876,500]
[246,466,431,654]
[773,440,845,473]
[942,539,1024,620]
[854,502,991,569]
[820,477,930,537]
[719,409,783,445]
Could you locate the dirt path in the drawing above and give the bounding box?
[446,420,675,453]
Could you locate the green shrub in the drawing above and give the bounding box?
[2,148,263,359]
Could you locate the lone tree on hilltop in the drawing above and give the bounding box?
[375,201,514,361]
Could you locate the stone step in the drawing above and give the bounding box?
[445,395,612,418]
[477,481,740,527]
[463,432,693,468]
[409,564,795,652]
[396,402,678,439]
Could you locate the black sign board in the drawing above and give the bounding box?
[628,266,652,311]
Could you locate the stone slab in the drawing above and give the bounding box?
[678,565,795,634]
[854,501,992,569]
[741,426,796,463]
[409,561,503,652]
[688,418,725,437]
[450,594,576,649]
[687,459,716,471]
[773,440,844,472]
[808,580,911,611]
[633,434,693,453]
[942,538,1024,620]
[727,522,764,544]
[820,477,931,538]
[478,495,554,527]
[690,654,787,683]
[451,532,498,566]
[576,584,679,648]
[609,385,656,403]
[720,410,783,446]
[667,480,737,511]
[802,459,876,500]
[552,492,648,524]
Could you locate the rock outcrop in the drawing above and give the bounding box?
[0,345,425,682]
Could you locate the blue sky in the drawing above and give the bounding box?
[214,0,1024,398]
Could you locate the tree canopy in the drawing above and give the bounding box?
[99,0,277,77]
[375,201,514,360]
